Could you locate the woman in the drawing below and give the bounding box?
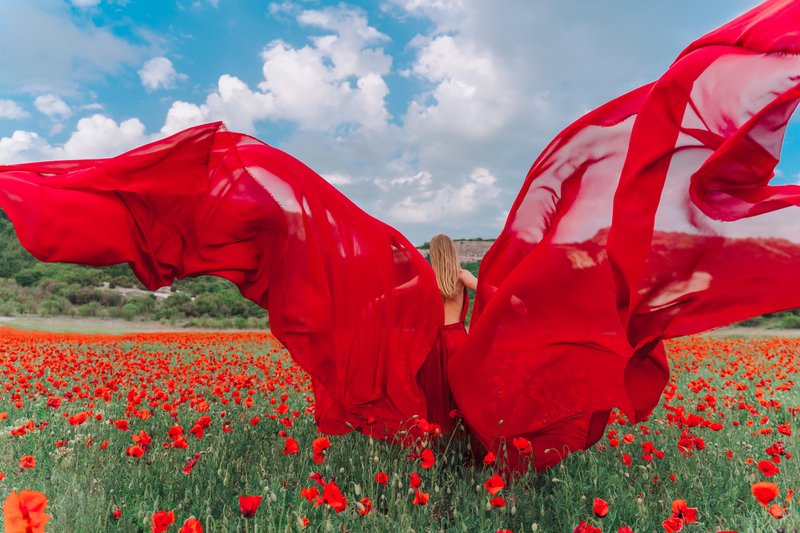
[418,234,478,434]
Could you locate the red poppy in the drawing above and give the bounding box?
[126,445,144,458]
[412,490,429,506]
[661,516,683,533]
[20,455,35,469]
[420,448,435,469]
[283,437,299,455]
[768,504,784,519]
[357,497,373,516]
[758,460,780,477]
[300,487,319,502]
[618,527,633,533]
[179,517,203,533]
[593,497,609,518]
[312,437,330,464]
[239,495,262,518]
[375,471,388,485]
[489,496,505,508]
[484,474,504,496]
[114,419,130,431]
[621,453,632,467]
[512,437,532,455]
[151,510,175,533]
[321,482,347,513]
[112,508,121,520]
[3,491,51,533]
[409,472,422,489]
[671,500,697,524]
[573,521,602,533]
[68,412,89,426]
[483,451,497,464]
[751,482,780,506]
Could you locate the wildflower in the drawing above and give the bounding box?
[3,491,50,533]
[239,495,262,518]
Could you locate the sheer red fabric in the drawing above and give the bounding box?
[0,122,443,440]
[453,0,800,471]
[418,288,470,434]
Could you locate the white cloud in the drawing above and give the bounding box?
[379,167,501,225]
[161,5,391,135]
[0,99,28,119]
[70,0,101,7]
[0,2,144,93]
[0,131,52,164]
[34,94,72,118]
[0,114,150,164]
[138,56,184,91]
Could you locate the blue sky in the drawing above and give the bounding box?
[1,0,796,244]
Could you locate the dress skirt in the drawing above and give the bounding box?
[417,322,467,435]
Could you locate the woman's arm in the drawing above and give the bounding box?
[459,268,478,291]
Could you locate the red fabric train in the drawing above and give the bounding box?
[2,0,800,472]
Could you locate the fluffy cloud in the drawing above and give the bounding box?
[0,2,144,93]
[0,114,150,163]
[139,57,184,91]
[34,94,72,118]
[161,4,391,135]
[0,100,28,120]
[70,0,101,7]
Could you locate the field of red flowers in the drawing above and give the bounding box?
[1,328,798,532]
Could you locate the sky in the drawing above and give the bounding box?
[1,0,796,245]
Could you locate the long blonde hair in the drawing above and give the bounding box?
[429,234,461,299]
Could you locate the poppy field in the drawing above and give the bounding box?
[1,328,798,532]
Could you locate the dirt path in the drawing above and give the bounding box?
[0,315,266,335]
[1,315,799,338]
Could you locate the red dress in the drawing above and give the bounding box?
[417,287,469,434]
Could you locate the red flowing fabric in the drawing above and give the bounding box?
[418,288,469,434]
[0,122,443,440]
[452,0,800,471]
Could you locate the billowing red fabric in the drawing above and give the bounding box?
[418,288,470,434]
[0,122,443,440]
[453,0,800,471]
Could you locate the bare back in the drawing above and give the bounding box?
[443,269,478,325]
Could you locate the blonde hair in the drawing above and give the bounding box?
[429,234,461,299]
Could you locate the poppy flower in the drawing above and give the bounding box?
[239,495,262,518]
[621,453,632,466]
[483,451,497,464]
[420,448,435,469]
[751,482,780,506]
[300,487,319,502]
[126,446,144,458]
[757,460,780,477]
[661,516,683,533]
[312,437,330,464]
[114,419,130,431]
[374,471,388,485]
[283,437,299,455]
[68,412,89,426]
[151,510,175,533]
[179,517,203,533]
[484,474,504,496]
[412,490,429,506]
[410,472,422,489]
[618,527,633,533]
[573,522,602,533]
[593,497,609,518]
[112,508,121,520]
[489,496,505,508]
[20,455,35,469]
[512,437,532,455]
[356,497,373,516]
[3,490,50,533]
[321,482,347,513]
[671,500,697,524]
[768,504,784,519]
